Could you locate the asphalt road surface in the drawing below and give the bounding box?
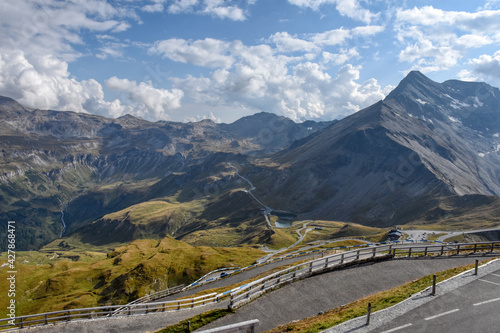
[200,256,497,332]
[371,267,500,333]
[405,227,500,243]
[13,249,499,333]
[156,251,325,302]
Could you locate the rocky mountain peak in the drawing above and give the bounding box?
[0,96,30,114]
[263,71,500,226]
[382,71,500,134]
[386,70,442,101]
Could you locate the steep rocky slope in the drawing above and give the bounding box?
[252,71,500,226]
[0,97,329,249]
[2,71,500,249]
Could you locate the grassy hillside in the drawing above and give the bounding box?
[301,221,387,243]
[0,236,264,316]
[394,195,500,230]
[70,185,274,249]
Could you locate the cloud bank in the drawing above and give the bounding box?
[1,1,500,122]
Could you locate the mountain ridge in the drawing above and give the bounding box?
[2,71,500,250]
[254,71,500,225]
[0,98,331,249]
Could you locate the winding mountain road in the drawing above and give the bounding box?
[228,162,275,231]
[257,220,314,263]
[228,163,271,213]
[406,227,500,243]
[199,256,500,333]
[14,246,500,333]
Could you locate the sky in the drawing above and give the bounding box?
[1,0,500,124]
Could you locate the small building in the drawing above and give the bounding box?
[388,227,402,241]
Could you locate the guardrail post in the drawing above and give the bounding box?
[128,306,131,316]
[424,247,428,256]
[324,257,329,269]
[340,253,344,264]
[145,304,148,314]
[45,314,48,325]
[457,245,460,255]
[408,248,412,257]
[366,303,372,325]
[356,250,360,260]
[440,246,444,256]
[250,320,258,333]
[474,259,479,276]
[67,310,71,322]
[309,262,313,274]
[162,303,166,312]
[178,301,181,310]
[473,244,477,253]
[372,247,376,258]
[229,295,234,310]
[491,243,495,253]
[20,317,24,328]
[431,274,436,296]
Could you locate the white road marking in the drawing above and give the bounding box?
[424,308,460,321]
[490,273,500,278]
[474,297,500,306]
[478,279,500,286]
[379,323,413,333]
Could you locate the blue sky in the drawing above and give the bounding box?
[1,0,500,123]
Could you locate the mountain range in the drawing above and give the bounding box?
[255,71,500,226]
[1,71,500,250]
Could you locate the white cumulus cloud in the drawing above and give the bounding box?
[268,26,384,56]
[288,0,377,23]
[0,50,126,117]
[268,32,320,53]
[150,38,234,68]
[465,51,500,84]
[395,6,500,72]
[167,36,388,121]
[165,0,249,21]
[0,0,147,119]
[106,77,184,120]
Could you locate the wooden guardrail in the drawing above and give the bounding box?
[391,241,500,257]
[112,284,185,316]
[197,319,260,333]
[0,293,217,330]
[224,241,500,309]
[225,244,395,309]
[1,241,498,330]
